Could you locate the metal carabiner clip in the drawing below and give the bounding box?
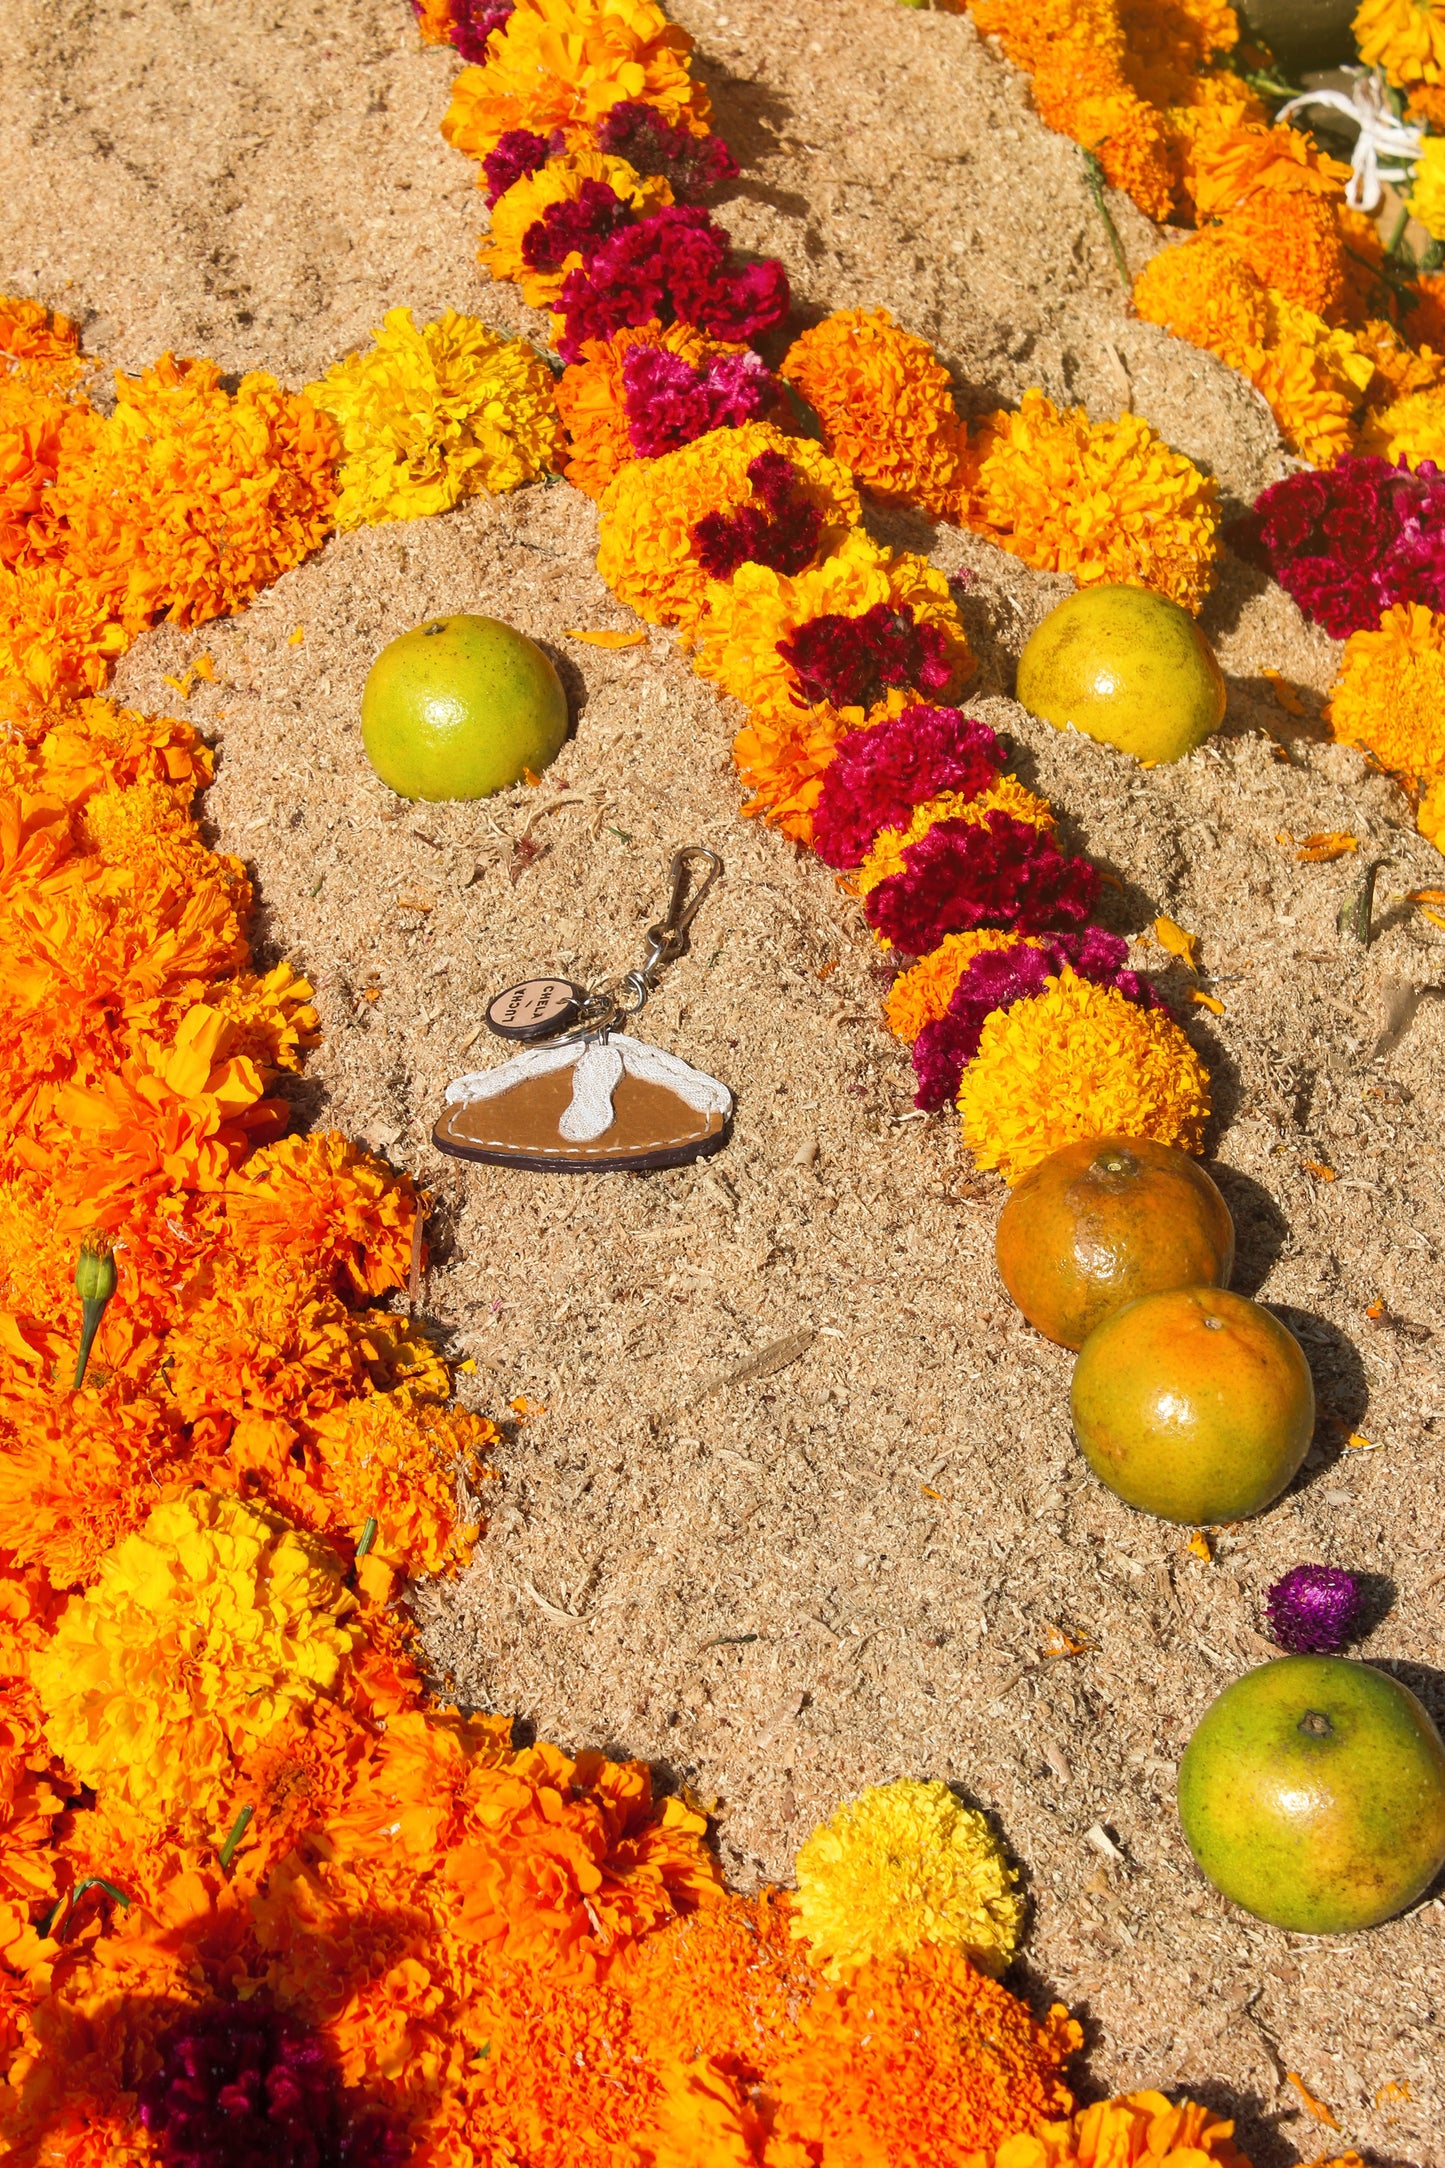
[640,846,722,983]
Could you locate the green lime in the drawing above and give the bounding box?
[1016,584,1226,763]
[1179,1657,1445,1932]
[360,614,568,801]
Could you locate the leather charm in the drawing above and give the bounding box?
[433,1035,732,1172]
[485,977,586,1041]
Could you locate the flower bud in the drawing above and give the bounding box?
[74,1233,117,1308]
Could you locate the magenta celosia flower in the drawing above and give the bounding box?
[811,704,1005,868]
[692,450,824,579]
[864,812,1100,955]
[482,127,553,207]
[554,207,789,361]
[910,927,1161,1110]
[1232,456,1445,636]
[620,342,773,459]
[412,0,515,64]
[139,2002,407,2168]
[521,178,632,273]
[1265,1564,1364,1654]
[594,100,738,201]
[778,603,953,712]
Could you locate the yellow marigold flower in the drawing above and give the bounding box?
[31,1490,360,1834]
[1417,768,1445,848]
[996,2088,1252,2168]
[1326,600,1445,790]
[441,0,710,162]
[306,306,562,529]
[596,421,860,631]
[482,149,673,306]
[856,780,1055,905]
[884,929,1027,1042]
[791,1777,1024,1982]
[1354,0,1445,87]
[1358,379,1445,465]
[959,967,1211,1184]
[958,390,1220,614]
[1253,296,1374,466]
[1410,136,1445,243]
[780,308,964,517]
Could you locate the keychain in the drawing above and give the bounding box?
[433,847,733,1172]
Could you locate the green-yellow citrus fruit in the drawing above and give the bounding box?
[1179,1657,1445,1932]
[996,1134,1234,1351]
[1069,1285,1313,1523]
[1016,584,1226,763]
[361,614,568,801]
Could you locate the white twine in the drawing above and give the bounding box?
[444,1034,733,1143]
[1276,68,1422,213]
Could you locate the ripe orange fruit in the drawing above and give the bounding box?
[995,1134,1234,1350]
[361,614,567,800]
[1015,584,1226,763]
[1070,1286,1314,1523]
[1179,1657,1445,1932]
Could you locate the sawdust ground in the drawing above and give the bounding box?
[5,0,1445,2158]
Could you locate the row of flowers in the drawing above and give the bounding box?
[916,0,1445,847]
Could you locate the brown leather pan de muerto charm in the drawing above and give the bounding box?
[434,846,732,1173]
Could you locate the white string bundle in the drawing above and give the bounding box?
[445,1035,733,1142]
[1276,68,1422,213]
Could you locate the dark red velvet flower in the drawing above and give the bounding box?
[521,178,632,274]
[778,603,953,713]
[620,342,773,459]
[1231,455,1445,636]
[864,812,1100,956]
[139,2001,407,2168]
[811,704,1005,868]
[554,207,790,362]
[413,0,515,64]
[910,926,1160,1110]
[692,450,824,580]
[594,100,738,201]
[482,127,552,207]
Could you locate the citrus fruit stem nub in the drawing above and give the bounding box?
[1299,1711,1333,1739]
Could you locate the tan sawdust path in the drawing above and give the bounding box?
[4,0,1444,2156]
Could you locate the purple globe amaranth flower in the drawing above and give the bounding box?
[139,2000,408,2168]
[1265,1564,1365,1655]
[692,450,824,580]
[812,704,1005,869]
[620,342,773,459]
[554,206,789,362]
[1231,456,1445,637]
[593,100,738,202]
[910,927,1162,1111]
[864,813,1100,956]
[778,603,953,713]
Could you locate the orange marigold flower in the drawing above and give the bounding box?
[224,1129,421,1302]
[482,149,673,306]
[596,421,859,631]
[309,1398,499,1579]
[1190,122,1350,220]
[958,390,1220,612]
[884,930,1029,1043]
[1213,190,1349,322]
[780,308,964,517]
[1132,230,1272,368]
[0,1374,191,1590]
[1326,599,1445,793]
[1356,317,1445,404]
[996,2087,1252,2167]
[766,1944,1080,2166]
[555,319,753,499]
[441,0,711,163]
[0,294,86,390]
